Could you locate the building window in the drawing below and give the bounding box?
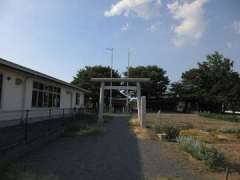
[0,74,2,107]
[76,93,80,105]
[32,81,61,108]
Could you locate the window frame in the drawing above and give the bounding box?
[76,93,80,105]
[32,81,61,108]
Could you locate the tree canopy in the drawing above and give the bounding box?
[171,52,240,112]
[124,66,169,109]
[71,66,121,105]
[71,53,240,113]
[72,65,169,110]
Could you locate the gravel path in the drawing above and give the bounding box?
[19,116,204,180]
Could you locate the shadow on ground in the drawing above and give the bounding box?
[17,114,204,180]
[18,115,143,180]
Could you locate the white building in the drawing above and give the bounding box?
[0,58,89,124]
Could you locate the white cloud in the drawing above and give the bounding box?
[233,20,240,34]
[121,23,129,31]
[226,42,233,49]
[167,0,208,47]
[147,22,161,32]
[104,0,161,19]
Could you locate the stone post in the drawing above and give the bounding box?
[136,82,141,122]
[140,96,146,128]
[98,82,104,123]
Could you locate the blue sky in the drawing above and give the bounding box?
[0,0,240,82]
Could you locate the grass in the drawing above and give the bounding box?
[178,136,225,171]
[75,126,104,136]
[0,161,59,180]
[199,112,240,122]
[128,117,157,140]
[63,115,104,137]
[63,124,104,137]
[144,176,182,180]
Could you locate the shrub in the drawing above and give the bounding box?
[64,126,104,137]
[165,126,180,140]
[78,127,104,136]
[153,125,180,141]
[178,136,225,170]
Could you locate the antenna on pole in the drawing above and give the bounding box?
[106,48,114,112]
[126,48,131,112]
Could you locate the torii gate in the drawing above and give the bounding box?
[91,78,150,127]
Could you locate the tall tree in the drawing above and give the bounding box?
[72,66,121,105]
[173,51,240,112]
[124,66,169,109]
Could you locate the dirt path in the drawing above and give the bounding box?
[18,116,205,180]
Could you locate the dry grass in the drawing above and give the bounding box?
[144,176,182,180]
[144,113,240,179]
[216,143,240,172]
[146,113,240,130]
[180,129,240,144]
[129,117,157,140]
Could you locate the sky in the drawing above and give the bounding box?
[0,0,240,83]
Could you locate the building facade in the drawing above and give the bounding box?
[0,58,89,123]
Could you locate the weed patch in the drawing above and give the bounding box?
[76,126,104,136]
[178,136,225,171]
[153,125,181,141]
[0,161,59,180]
[64,126,104,137]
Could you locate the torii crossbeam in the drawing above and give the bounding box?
[91,78,150,126]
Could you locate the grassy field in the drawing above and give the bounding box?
[131,113,240,179]
[200,112,240,122]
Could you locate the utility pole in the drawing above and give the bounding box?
[126,48,130,112]
[106,48,114,112]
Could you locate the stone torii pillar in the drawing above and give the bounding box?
[136,82,141,123]
[98,82,105,123]
[140,96,146,128]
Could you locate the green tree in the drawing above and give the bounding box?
[174,52,240,113]
[72,66,121,106]
[124,66,169,110]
